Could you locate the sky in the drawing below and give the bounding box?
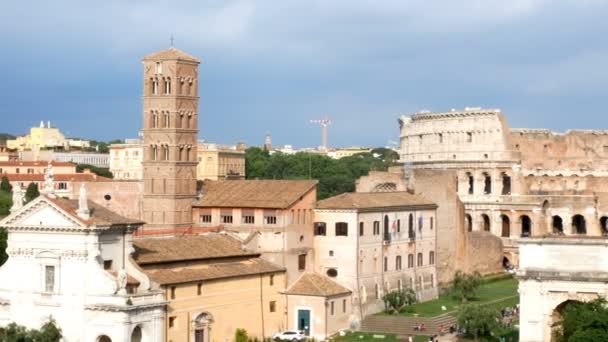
[1,1,607,149]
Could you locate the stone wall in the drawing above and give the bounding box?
[463,231,503,275]
[71,180,143,221]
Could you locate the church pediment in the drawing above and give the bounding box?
[0,197,85,230]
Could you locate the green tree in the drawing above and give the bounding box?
[76,164,113,178]
[0,176,11,193]
[382,288,417,314]
[0,190,12,217]
[0,319,62,342]
[554,298,608,342]
[0,229,7,266]
[457,303,500,341]
[452,270,482,303]
[25,182,40,204]
[235,328,249,342]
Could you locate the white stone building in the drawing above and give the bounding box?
[313,192,439,322]
[0,189,165,341]
[109,139,144,180]
[517,237,608,342]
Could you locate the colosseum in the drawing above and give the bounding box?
[397,108,608,269]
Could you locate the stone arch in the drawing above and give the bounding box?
[552,216,564,234]
[97,336,112,342]
[501,172,511,195]
[520,215,532,237]
[550,300,585,341]
[131,326,142,342]
[465,214,473,232]
[481,214,491,232]
[600,216,608,236]
[500,215,510,237]
[373,182,397,192]
[483,172,492,194]
[502,256,512,269]
[572,215,586,235]
[466,172,474,194]
[192,312,213,342]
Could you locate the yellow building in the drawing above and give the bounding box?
[197,143,246,181]
[330,147,371,159]
[109,139,144,180]
[7,121,90,151]
[133,234,287,342]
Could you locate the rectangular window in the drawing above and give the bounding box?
[269,301,276,313]
[103,260,112,270]
[44,265,55,293]
[15,168,19,174]
[343,299,346,313]
[466,132,472,142]
[335,222,348,236]
[169,316,176,328]
[373,221,380,235]
[298,254,306,271]
[170,286,176,299]
[270,275,274,286]
[265,216,277,224]
[397,219,401,232]
[314,222,327,236]
[243,215,255,224]
[330,301,335,315]
[384,257,388,272]
[27,168,34,174]
[199,215,212,223]
[197,283,202,296]
[221,215,233,224]
[359,222,364,236]
[430,217,434,230]
[58,182,67,190]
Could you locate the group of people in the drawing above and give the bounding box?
[406,323,459,342]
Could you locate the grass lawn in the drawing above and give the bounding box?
[331,332,428,342]
[390,276,518,317]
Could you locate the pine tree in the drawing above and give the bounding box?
[0,176,11,193]
[25,182,40,204]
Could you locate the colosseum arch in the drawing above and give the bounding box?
[465,214,473,232]
[520,215,532,237]
[131,326,142,342]
[481,214,491,232]
[501,172,511,195]
[572,215,586,235]
[600,216,608,236]
[552,216,564,235]
[500,215,510,237]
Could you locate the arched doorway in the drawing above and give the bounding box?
[572,215,586,234]
[502,256,512,269]
[520,215,531,237]
[500,215,510,237]
[551,300,584,341]
[465,214,473,232]
[97,336,112,342]
[552,216,564,234]
[600,216,608,236]
[501,172,511,195]
[131,326,142,342]
[481,214,491,232]
[193,312,213,342]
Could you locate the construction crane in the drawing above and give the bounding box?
[309,115,332,150]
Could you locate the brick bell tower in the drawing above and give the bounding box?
[141,47,200,232]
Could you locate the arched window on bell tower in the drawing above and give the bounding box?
[164,77,171,94]
[187,113,192,129]
[178,113,184,128]
[186,146,191,161]
[178,146,184,161]
[163,145,170,161]
[164,112,170,128]
[152,78,158,95]
[151,145,158,161]
[151,111,158,128]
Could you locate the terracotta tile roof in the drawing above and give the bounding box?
[143,257,284,285]
[316,191,436,211]
[0,161,75,167]
[132,234,257,265]
[194,180,318,209]
[284,272,351,297]
[47,196,144,226]
[142,47,200,63]
[2,173,110,182]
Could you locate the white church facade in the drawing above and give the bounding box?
[0,183,165,341]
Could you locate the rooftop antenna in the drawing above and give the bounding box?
[310,115,332,151]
